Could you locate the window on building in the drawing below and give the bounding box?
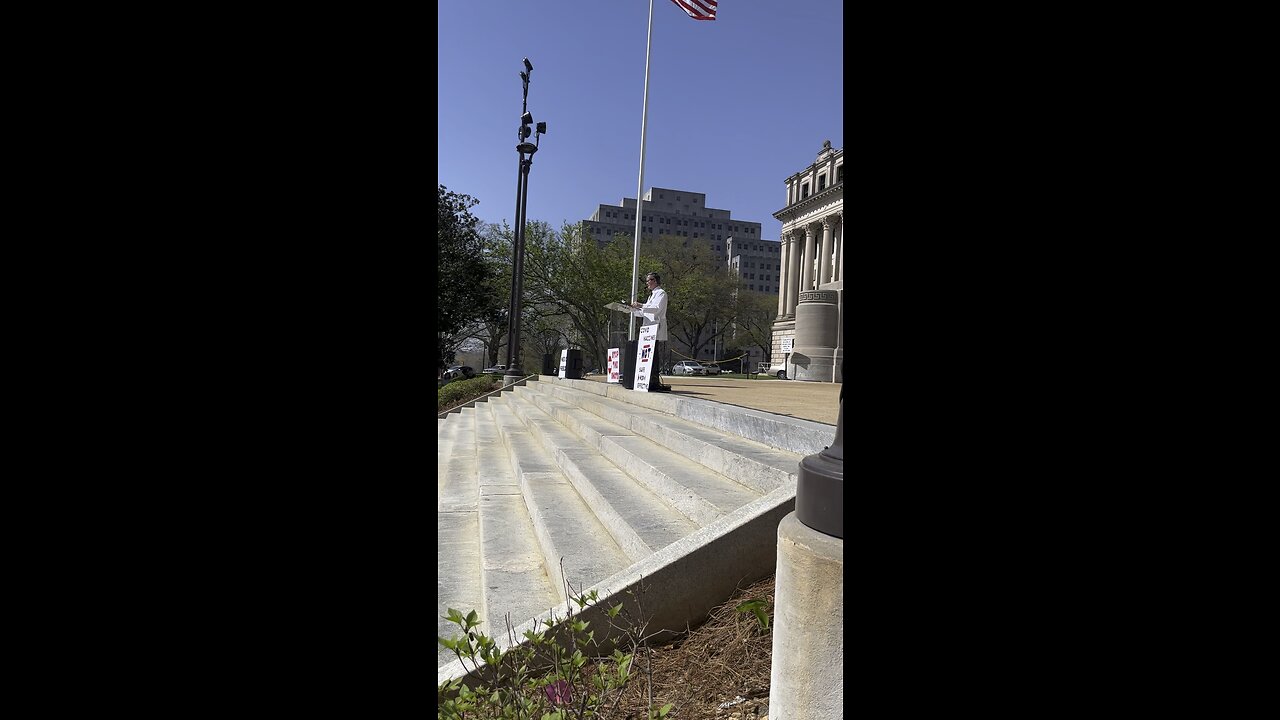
[837,166,843,183]
[819,175,827,191]
[802,183,810,199]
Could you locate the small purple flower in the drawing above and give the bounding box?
[544,679,572,705]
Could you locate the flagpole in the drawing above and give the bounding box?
[629,0,654,341]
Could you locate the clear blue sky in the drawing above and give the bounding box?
[438,1,843,241]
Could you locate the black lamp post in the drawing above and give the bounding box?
[505,58,546,379]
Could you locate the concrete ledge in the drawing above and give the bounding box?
[439,485,796,685]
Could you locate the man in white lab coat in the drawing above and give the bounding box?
[628,271,671,392]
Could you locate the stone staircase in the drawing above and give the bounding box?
[436,375,836,679]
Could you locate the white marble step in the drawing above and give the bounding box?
[489,396,631,601]
[507,391,699,562]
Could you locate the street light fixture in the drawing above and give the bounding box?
[504,58,547,379]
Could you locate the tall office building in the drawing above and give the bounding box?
[582,187,767,265]
[584,187,778,366]
[725,237,781,295]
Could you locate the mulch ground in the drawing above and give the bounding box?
[607,575,775,720]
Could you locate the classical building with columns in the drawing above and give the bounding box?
[771,141,843,382]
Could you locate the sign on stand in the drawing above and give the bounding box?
[607,348,621,383]
[558,349,568,379]
[632,324,658,392]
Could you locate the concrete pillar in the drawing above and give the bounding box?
[769,512,843,719]
[786,228,802,316]
[776,230,790,319]
[791,289,841,383]
[819,216,834,285]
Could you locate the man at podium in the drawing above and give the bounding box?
[626,271,671,392]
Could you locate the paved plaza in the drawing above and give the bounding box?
[579,375,841,426]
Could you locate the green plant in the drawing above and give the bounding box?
[438,374,503,413]
[438,567,673,720]
[734,599,771,632]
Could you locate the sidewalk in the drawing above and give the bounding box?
[578,375,841,426]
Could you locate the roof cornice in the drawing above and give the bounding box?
[772,181,843,221]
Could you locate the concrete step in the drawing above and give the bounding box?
[527,381,802,495]
[475,402,560,636]
[537,376,834,456]
[437,405,482,667]
[507,391,699,562]
[516,384,761,525]
[489,395,631,601]
[439,375,833,680]
[437,411,462,487]
[438,406,478,513]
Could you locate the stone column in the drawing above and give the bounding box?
[776,230,790,319]
[786,228,802,316]
[819,216,835,285]
[834,218,843,283]
[799,223,817,293]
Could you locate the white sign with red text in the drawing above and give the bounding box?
[632,324,657,392]
[607,348,620,383]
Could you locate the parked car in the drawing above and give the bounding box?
[758,360,787,379]
[702,362,721,375]
[443,365,476,380]
[671,360,707,376]
[482,364,506,373]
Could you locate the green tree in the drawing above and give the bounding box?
[642,236,741,362]
[522,221,634,371]
[731,289,777,366]
[437,185,501,368]
[476,221,515,368]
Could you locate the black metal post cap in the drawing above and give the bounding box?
[795,396,843,538]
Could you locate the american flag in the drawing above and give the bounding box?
[670,0,717,21]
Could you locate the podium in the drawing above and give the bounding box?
[564,349,583,380]
[606,302,639,388]
[619,340,639,389]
